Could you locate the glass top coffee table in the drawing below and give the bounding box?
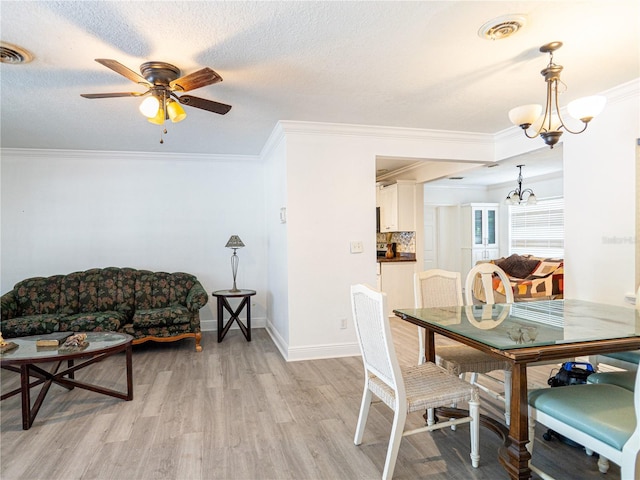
[1,331,133,430]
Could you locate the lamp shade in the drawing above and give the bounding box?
[225,235,245,249]
[147,107,165,125]
[508,104,542,127]
[167,99,187,123]
[139,96,161,118]
[567,95,606,122]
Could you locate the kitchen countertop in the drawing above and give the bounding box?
[377,253,416,263]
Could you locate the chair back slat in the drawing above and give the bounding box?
[350,284,401,392]
[414,269,463,308]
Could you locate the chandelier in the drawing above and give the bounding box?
[508,41,606,149]
[505,165,536,205]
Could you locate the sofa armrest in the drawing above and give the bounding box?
[1,291,18,321]
[186,281,209,312]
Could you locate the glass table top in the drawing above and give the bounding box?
[0,332,131,362]
[394,299,640,351]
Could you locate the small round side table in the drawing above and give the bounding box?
[211,289,256,342]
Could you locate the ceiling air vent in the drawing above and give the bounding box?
[478,15,528,40]
[0,42,33,64]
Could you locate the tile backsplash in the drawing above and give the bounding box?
[376,231,416,253]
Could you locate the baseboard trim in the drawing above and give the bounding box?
[204,317,360,361]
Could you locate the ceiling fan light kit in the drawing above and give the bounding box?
[81,59,231,143]
[139,95,161,117]
[508,42,606,149]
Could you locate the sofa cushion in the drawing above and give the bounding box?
[59,268,138,319]
[0,314,62,337]
[14,275,64,316]
[134,271,198,310]
[58,311,124,332]
[132,306,192,328]
[495,254,540,279]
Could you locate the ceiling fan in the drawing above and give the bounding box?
[81,59,232,124]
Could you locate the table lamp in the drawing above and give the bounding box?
[225,235,245,292]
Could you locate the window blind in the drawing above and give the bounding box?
[509,197,564,258]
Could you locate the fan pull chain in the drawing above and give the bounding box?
[159,127,167,144]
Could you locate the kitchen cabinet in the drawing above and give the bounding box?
[461,203,499,279]
[377,180,416,232]
[379,261,416,314]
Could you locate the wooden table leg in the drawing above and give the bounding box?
[125,342,134,400]
[424,330,436,362]
[20,364,31,430]
[500,362,532,480]
[217,297,224,342]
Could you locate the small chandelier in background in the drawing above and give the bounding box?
[508,42,606,149]
[505,165,536,205]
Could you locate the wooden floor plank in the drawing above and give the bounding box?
[0,323,620,479]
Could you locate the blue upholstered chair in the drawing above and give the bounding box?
[589,287,640,373]
[587,369,636,391]
[527,367,640,477]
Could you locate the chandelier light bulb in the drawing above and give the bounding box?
[139,96,160,118]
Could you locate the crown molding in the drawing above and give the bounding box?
[277,120,493,145]
[0,148,260,163]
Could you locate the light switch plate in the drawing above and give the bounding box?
[350,241,364,253]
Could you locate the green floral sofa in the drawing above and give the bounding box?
[0,267,208,351]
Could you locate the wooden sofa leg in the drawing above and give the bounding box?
[195,332,202,352]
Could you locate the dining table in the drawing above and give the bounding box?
[394,299,640,480]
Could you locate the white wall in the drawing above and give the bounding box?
[262,128,290,352]
[424,185,491,205]
[0,149,268,330]
[276,122,494,360]
[562,80,639,304]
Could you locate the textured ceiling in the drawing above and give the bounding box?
[1,1,638,156]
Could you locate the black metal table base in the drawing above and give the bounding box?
[212,289,256,343]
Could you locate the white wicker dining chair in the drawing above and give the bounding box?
[414,268,513,425]
[351,284,480,480]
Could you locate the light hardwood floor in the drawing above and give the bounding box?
[1,320,619,480]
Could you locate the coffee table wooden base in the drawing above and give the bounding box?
[1,334,133,430]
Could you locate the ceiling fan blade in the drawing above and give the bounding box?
[178,95,232,115]
[95,58,151,86]
[81,92,146,99]
[169,68,222,92]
